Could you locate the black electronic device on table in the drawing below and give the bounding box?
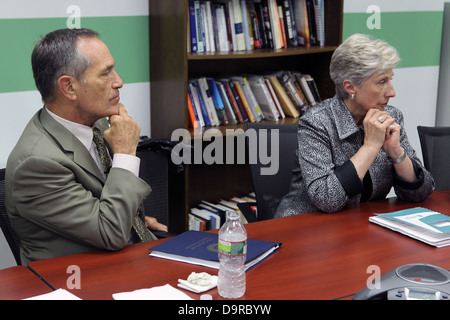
[353,263,450,300]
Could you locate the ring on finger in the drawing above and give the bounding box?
[377,116,385,123]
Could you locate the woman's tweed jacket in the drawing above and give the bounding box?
[276,96,435,217]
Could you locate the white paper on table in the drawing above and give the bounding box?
[112,284,194,300]
[24,288,82,300]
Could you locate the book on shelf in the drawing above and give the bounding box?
[259,0,274,49]
[187,0,326,53]
[293,72,322,107]
[233,77,258,122]
[292,71,317,106]
[306,0,318,46]
[277,1,288,48]
[198,77,221,126]
[214,2,230,52]
[284,0,299,47]
[247,75,279,121]
[188,86,201,127]
[293,0,310,48]
[232,76,264,122]
[314,0,325,47]
[207,78,230,125]
[264,78,285,118]
[369,207,450,247]
[204,1,217,52]
[188,70,319,128]
[241,0,253,51]
[265,73,300,118]
[215,81,238,124]
[305,0,325,46]
[231,0,246,51]
[187,91,199,128]
[224,1,236,51]
[190,80,211,127]
[193,1,205,53]
[190,207,222,230]
[304,73,322,103]
[188,1,198,52]
[248,1,262,49]
[148,230,282,271]
[226,78,250,123]
[268,0,282,49]
[189,201,226,231]
[274,70,309,114]
[189,193,257,231]
[217,80,245,123]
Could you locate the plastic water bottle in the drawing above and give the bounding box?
[217,210,247,299]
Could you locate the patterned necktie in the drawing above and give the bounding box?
[92,127,112,175]
[92,127,153,243]
[132,212,155,242]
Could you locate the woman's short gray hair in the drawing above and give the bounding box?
[330,33,400,100]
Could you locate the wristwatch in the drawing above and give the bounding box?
[391,150,407,164]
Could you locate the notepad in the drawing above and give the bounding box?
[148,230,281,270]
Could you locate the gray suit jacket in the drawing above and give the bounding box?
[5,108,154,264]
[276,96,435,218]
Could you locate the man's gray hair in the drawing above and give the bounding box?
[31,28,99,103]
[330,33,400,100]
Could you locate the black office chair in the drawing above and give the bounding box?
[0,168,22,265]
[244,122,298,220]
[137,138,181,237]
[417,126,450,191]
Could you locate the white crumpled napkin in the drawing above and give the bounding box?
[112,284,194,300]
[177,272,218,293]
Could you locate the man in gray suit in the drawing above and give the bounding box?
[5,28,166,265]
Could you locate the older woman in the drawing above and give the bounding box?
[276,34,435,217]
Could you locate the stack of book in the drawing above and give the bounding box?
[188,0,325,53]
[187,70,321,128]
[369,207,450,247]
[189,193,257,231]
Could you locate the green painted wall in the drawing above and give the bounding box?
[0,16,149,93]
[343,11,443,68]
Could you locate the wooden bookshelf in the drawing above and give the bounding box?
[188,45,338,59]
[149,0,343,233]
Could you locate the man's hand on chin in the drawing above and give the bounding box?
[104,103,141,156]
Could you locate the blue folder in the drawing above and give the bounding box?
[148,230,281,271]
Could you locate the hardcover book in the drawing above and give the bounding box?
[266,74,300,117]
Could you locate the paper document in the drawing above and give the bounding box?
[112,284,193,300]
[24,288,82,300]
[369,207,450,247]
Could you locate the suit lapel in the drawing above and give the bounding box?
[39,108,106,183]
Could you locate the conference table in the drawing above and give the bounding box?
[20,190,450,300]
[0,266,52,300]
